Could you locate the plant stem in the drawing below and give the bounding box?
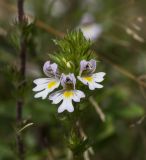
[16,100,24,160]
[17,0,26,78]
[72,122,84,160]
[73,155,84,160]
[68,107,85,160]
[16,0,26,159]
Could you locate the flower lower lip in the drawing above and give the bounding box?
[48,81,57,89]
[63,91,74,98]
[83,76,93,82]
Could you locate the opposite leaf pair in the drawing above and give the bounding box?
[33,59,106,113]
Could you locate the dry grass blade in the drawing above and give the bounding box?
[89,96,106,122]
[17,123,34,134]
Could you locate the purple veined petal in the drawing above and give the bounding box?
[49,90,64,101]
[69,73,76,89]
[60,73,66,87]
[51,63,58,74]
[89,59,96,73]
[60,73,76,89]
[43,61,50,76]
[79,59,97,75]
[80,60,88,74]
[49,90,64,104]
[43,61,58,77]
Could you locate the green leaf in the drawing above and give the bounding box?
[118,104,145,119]
[96,115,115,141]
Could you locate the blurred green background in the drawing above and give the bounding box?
[0,0,146,159]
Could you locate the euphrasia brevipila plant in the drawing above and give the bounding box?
[33,31,106,113]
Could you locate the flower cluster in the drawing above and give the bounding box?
[33,59,106,113]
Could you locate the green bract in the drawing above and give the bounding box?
[49,30,95,75]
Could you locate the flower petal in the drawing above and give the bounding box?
[79,59,96,74]
[33,78,50,85]
[78,72,105,90]
[61,73,76,89]
[76,90,85,98]
[89,59,96,73]
[47,80,60,93]
[33,79,60,99]
[43,61,58,77]
[77,76,88,85]
[88,81,103,90]
[88,82,95,90]
[72,90,85,102]
[58,98,74,113]
[51,63,58,73]
[34,89,49,99]
[80,60,87,73]
[93,72,106,82]
[94,82,103,88]
[49,90,63,104]
[32,83,48,92]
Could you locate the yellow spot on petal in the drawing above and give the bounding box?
[48,81,57,89]
[63,91,74,98]
[83,76,93,82]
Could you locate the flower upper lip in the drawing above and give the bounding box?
[66,77,71,82]
[85,63,92,69]
[79,59,96,76]
[43,61,59,78]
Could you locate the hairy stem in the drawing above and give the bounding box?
[68,107,85,160]
[16,0,26,159]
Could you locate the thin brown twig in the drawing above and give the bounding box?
[35,20,64,38]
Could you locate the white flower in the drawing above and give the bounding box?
[49,73,85,113]
[78,13,102,41]
[33,61,60,99]
[77,59,106,90]
[80,24,102,41]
